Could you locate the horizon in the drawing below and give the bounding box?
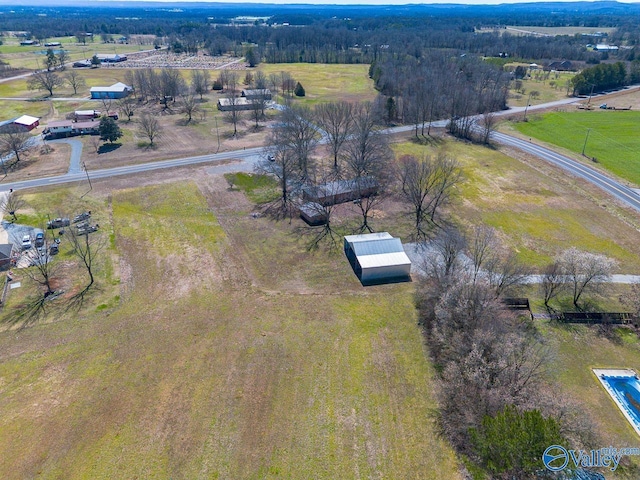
[2,0,640,6]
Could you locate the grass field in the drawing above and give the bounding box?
[0,36,153,70]
[505,25,616,36]
[512,110,640,185]
[393,139,640,270]
[258,63,376,106]
[0,179,461,479]
[508,70,575,107]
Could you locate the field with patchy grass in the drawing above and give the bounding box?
[508,70,575,107]
[0,178,461,479]
[0,35,155,70]
[393,138,640,269]
[513,110,640,185]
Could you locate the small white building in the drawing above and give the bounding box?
[344,232,412,284]
[594,44,619,51]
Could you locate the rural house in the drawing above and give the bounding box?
[302,177,378,206]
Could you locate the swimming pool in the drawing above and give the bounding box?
[594,369,640,437]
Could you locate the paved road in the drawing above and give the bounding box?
[0,146,266,192]
[3,86,640,216]
[491,131,640,212]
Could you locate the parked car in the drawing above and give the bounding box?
[21,235,32,250]
[35,232,45,247]
[49,243,59,256]
[73,211,91,224]
[47,217,70,229]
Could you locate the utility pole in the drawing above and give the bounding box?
[81,161,92,198]
[523,92,533,121]
[581,128,591,156]
[215,117,220,153]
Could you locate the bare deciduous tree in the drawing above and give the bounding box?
[315,101,353,170]
[23,238,58,297]
[398,152,462,238]
[486,252,529,298]
[249,97,267,129]
[224,72,241,136]
[191,69,210,100]
[68,228,104,297]
[558,247,617,310]
[179,90,200,123]
[468,226,496,284]
[540,261,566,313]
[116,96,137,122]
[27,70,64,97]
[255,139,301,219]
[277,104,318,181]
[0,127,32,170]
[344,102,393,232]
[0,190,25,221]
[137,113,162,146]
[65,70,86,95]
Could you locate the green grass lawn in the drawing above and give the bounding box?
[513,111,640,185]
[0,180,461,479]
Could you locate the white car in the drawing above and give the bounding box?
[21,234,32,250]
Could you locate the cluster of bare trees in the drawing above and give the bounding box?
[255,100,464,246]
[541,247,617,312]
[255,101,393,246]
[372,52,510,142]
[397,154,462,238]
[416,227,595,474]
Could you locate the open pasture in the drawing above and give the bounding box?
[0,179,461,479]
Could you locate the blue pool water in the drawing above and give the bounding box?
[600,374,640,430]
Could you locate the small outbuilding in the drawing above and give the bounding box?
[344,232,412,284]
[13,115,40,131]
[0,244,13,270]
[0,115,40,133]
[90,82,132,99]
[303,177,378,207]
[217,97,254,111]
[241,89,272,100]
[299,202,328,226]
